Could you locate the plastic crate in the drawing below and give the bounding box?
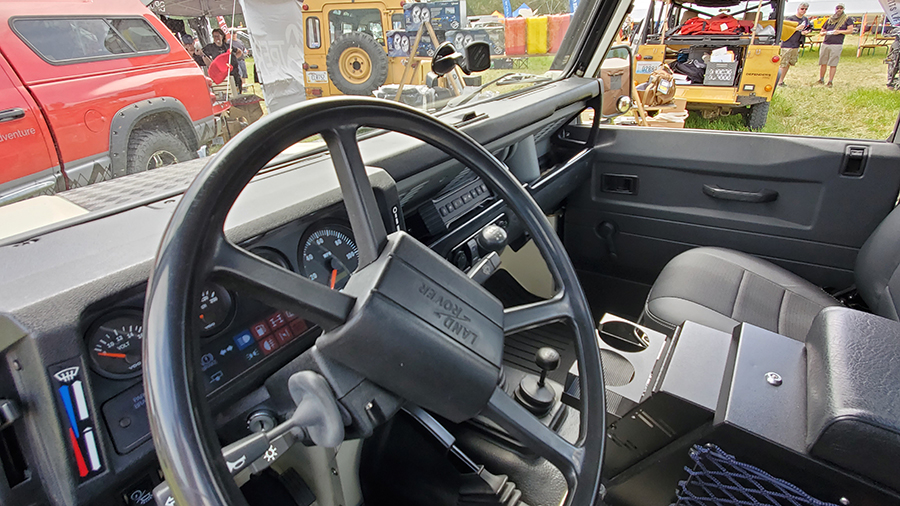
[703,61,738,86]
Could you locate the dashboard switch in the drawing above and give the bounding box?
[0,399,20,429]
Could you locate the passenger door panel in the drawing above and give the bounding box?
[564,127,900,290]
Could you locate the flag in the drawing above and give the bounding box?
[216,15,229,32]
[880,0,900,26]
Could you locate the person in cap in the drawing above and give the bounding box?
[777,2,812,86]
[817,4,854,87]
[181,34,205,67]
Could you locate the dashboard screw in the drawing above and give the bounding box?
[765,372,782,386]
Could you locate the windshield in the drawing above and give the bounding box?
[0,0,600,220]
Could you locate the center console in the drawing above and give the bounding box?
[564,310,900,506]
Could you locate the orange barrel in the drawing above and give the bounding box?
[526,16,549,54]
[548,14,571,53]
[505,18,526,55]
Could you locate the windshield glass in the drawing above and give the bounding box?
[0,0,599,218]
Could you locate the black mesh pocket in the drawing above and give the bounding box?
[673,444,839,506]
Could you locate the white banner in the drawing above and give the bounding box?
[880,0,900,26]
[238,0,306,112]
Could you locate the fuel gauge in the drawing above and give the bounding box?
[197,283,234,337]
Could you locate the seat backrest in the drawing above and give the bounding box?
[856,204,900,320]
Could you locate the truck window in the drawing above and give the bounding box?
[391,14,404,30]
[108,18,167,52]
[307,17,322,49]
[13,17,167,64]
[327,9,383,43]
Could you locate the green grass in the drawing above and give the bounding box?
[687,36,898,140]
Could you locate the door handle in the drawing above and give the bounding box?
[0,108,25,123]
[702,184,778,203]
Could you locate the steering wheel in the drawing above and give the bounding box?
[144,97,606,506]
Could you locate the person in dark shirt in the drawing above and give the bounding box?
[817,4,854,87]
[202,28,243,94]
[181,34,205,68]
[777,2,811,86]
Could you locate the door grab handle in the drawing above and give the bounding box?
[702,184,778,203]
[0,108,25,123]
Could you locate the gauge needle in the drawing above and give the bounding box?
[330,269,338,289]
[97,352,127,358]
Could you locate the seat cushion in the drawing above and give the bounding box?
[640,247,839,341]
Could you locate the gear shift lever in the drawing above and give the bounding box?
[514,347,560,416]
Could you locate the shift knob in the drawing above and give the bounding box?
[477,224,508,253]
[535,347,560,387]
[515,347,560,416]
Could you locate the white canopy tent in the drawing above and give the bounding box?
[142,0,307,111]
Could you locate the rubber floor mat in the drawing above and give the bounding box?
[484,270,578,385]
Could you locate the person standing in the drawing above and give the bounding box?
[777,2,812,86]
[817,4,854,87]
[202,28,243,94]
[227,32,248,82]
[887,27,900,89]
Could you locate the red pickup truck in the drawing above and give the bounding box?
[0,0,217,205]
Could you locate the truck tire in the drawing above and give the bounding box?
[126,130,196,174]
[747,102,770,131]
[326,32,389,96]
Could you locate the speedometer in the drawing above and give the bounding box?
[298,223,358,290]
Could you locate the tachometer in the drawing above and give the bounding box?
[298,223,359,290]
[86,310,143,379]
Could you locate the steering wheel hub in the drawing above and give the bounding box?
[321,232,503,422]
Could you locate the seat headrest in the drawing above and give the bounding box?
[855,204,900,321]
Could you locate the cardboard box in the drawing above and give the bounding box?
[404,1,461,31]
[445,29,495,54]
[387,30,438,57]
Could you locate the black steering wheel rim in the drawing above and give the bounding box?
[144,96,606,506]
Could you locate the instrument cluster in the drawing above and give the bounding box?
[83,217,359,395]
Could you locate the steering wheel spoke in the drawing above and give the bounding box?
[211,237,354,331]
[322,125,387,269]
[503,292,572,335]
[483,387,584,484]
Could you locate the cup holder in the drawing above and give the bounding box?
[599,320,650,353]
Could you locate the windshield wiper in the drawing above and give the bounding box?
[451,72,553,108]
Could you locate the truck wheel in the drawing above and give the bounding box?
[326,32,389,96]
[747,102,770,131]
[127,130,196,174]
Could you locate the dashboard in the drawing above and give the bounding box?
[0,77,600,506]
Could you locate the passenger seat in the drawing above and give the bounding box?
[639,204,900,341]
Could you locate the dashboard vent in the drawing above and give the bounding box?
[0,424,28,488]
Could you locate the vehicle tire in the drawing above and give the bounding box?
[326,32,389,96]
[747,101,770,131]
[126,130,196,175]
